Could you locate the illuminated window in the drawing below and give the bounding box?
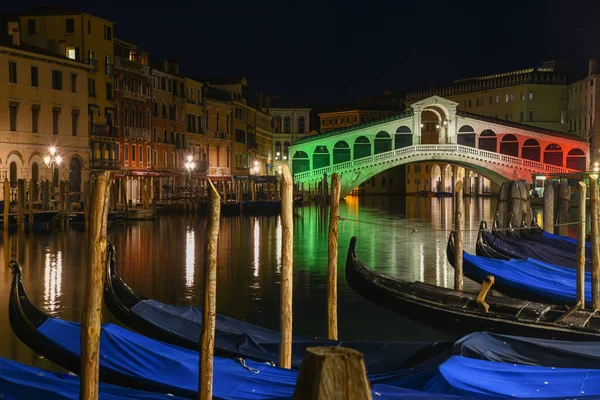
[67,48,76,60]
[495,95,499,104]
[529,91,534,100]
[505,94,509,103]
[520,91,525,100]
[560,111,566,124]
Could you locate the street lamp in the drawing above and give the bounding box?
[276,151,281,161]
[252,160,260,175]
[184,155,195,195]
[43,146,62,187]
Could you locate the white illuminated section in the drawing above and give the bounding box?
[44,249,62,313]
[275,216,282,274]
[435,240,441,287]
[253,217,260,277]
[185,228,195,289]
[419,242,424,282]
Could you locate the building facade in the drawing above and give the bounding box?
[268,107,311,173]
[319,110,399,133]
[12,7,118,174]
[184,77,208,178]
[151,59,186,199]
[568,59,600,160]
[0,32,91,195]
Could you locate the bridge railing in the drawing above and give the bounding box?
[293,144,579,179]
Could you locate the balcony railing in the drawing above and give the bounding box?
[125,127,151,140]
[90,159,120,170]
[123,90,147,101]
[209,166,231,176]
[89,124,114,137]
[213,131,230,140]
[115,57,150,75]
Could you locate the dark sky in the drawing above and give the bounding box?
[5,0,600,106]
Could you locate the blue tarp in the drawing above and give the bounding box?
[485,232,588,271]
[462,251,589,305]
[425,356,600,399]
[131,299,442,373]
[0,356,185,399]
[454,332,600,368]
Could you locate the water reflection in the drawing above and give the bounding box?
[185,227,195,295]
[44,248,62,314]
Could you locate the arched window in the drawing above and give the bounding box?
[275,142,282,159]
[216,112,220,131]
[284,142,290,160]
[147,110,151,128]
[275,116,282,133]
[138,107,143,128]
[333,140,351,164]
[226,114,230,133]
[297,116,305,134]
[522,139,541,161]
[124,106,129,127]
[283,116,291,133]
[543,143,563,167]
[395,126,412,149]
[313,145,330,169]
[478,129,497,152]
[499,134,519,157]
[457,125,475,147]
[292,150,310,173]
[354,136,371,159]
[206,111,210,130]
[114,102,119,127]
[566,148,586,170]
[131,108,136,127]
[9,161,17,185]
[374,131,392,154]
[161,102,167,119]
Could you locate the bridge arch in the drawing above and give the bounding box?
[374,131,392,154]
[431,164,442,192]
[313,146,330,169]
[543,143,563,167]
[479,129,497,152]
[457,125,475,147]
[521,139,541,161]
[566,148,586,170]
[354,136,371,159]
[395,126,412,149]
[333,141,351,164]
[499,134,519,157]
[292,151,310,173]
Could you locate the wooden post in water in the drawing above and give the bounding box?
[323,174,329,206]
[17,179,25,228]
[558,180,570,237]
[66,180,71,216]
[28,179,34,227]
[577,180,587,309]
[327,173,341,340]
[59,180,65,223]
[543,180,555,234]
[292,347,372,400]
[280,165,294,368]
[251,180,256,202]
[80,171,114,399]
[591,176,600,310]
[198,179,221,400]
[497,182,510,229]
[40,180,46,211]
[519,179,530,225]
[4,178,10,231]
[83,181,90,228]
[121,179,129,220]
[509,181,522,231]
[454,180,464,291]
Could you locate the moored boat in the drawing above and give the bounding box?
[242,200,281,215]
[346,236,600,340]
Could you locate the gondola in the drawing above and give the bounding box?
[346,236,600,341]
[477,220,589,271]
[0,210,58,232]
[221,201,241,216]
[68,210,126,226]
[104,243,444,373]
[449,231,592,306]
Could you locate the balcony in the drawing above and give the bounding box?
[91,159,120,170]
[89,124,114,137]
[208,166,231,176]
[125,127,151,140]
[123,90,147,101]
[213,131,230,140]
[115,57,150,75]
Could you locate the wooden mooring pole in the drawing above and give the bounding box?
[327,173,341,340]
[80,170,114,399]
[4,178,9,231]
[557,180,571,237]
[28,179,34,227]
[577,181,587,308]
[17,179,25,229]
[497,182,510,229]
[543,180,555,234]
[509,181,522,230]
[280,165,294,368]
[454,180,464,291]
[198,179,221,400]
[292,347,372,400]
[591,176,600,310]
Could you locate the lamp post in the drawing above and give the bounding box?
[184,155,195,195]
[252,160,260,175]
[43,146,62,188]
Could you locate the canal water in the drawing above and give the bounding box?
[0,195,496,371]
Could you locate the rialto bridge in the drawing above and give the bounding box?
[290,96,589,196]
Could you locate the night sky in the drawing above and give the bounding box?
[4,0,600,106]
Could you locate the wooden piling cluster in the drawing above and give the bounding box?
[577,181,586,308]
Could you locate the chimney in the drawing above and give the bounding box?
[265,96,271,115]
[257,93,263,111]
[8,22,20,46]
[589,59,597,77]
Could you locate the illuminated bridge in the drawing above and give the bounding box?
[290,96,589,195]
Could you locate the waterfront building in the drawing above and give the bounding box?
[113,39,152,202]
[0,25,91,193]
[184,77,209,180]
[568,59,600,160]
[267,105,311,174]
[151,59,186,199]
[202,94,233,184]
[9,6,119,174]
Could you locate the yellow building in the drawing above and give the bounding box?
[319,110,399,133]
[11,6,117,172]
[184,77,207,168]
[202,97,233,182]
[0,30,91,193]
